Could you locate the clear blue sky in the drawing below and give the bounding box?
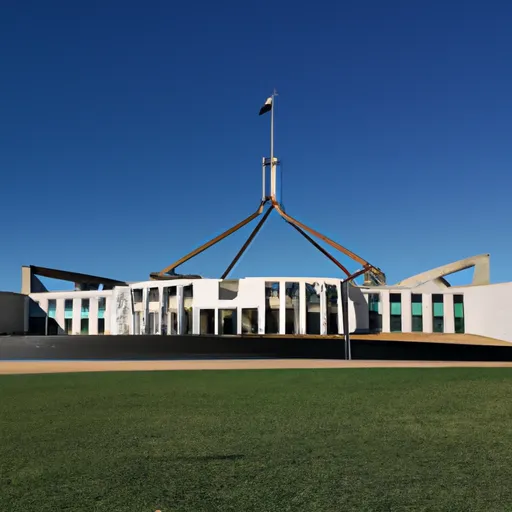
[1,0,511,292]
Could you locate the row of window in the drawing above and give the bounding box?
[46,298,106,334]
[368,293,465,334]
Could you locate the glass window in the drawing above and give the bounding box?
[432,294,444,333]
[285,282,300,334]
[454,294,464,333]
[326,284,338,335]
[218,309,237,335]
[148,288,159,302]
[200,309,215,335]
[64,299,73,319]
[81,299,90,319]
[368,293,382,333]
[306,283,321,335]
[80,318,89,335]
[48,299,56,319]
[411,294,422,332]
[241,308,258,334]
[265,282,280,334]
[390,293,402,332]
[98,297,106,319]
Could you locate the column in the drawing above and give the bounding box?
[401,290,412,333]
[444,294,455,333]
[337,282,343,334]
[89,297,99,335]
[381,290,390,333]
[299,282,306,335]
[279,281,286,335]
[55,298,65,334]
[422,293,433,333]
[141,288,148,335]
[104,295,112,335]
[160,287,168,335]
[320,282,327,335]
[72,298,81,335]
[176,286,184,335]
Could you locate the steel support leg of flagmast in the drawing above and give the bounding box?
[273,203,380,273]
[157,201,268,277]
[221,205,274,280]
[286,222,351,277]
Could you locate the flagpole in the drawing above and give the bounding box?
[270,89,277,201]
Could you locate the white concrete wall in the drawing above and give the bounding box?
[30,290,113,335]
[26,278,512,342]
[453,283,512,343]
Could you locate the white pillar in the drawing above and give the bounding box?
[72,298,81,335]
[160,287,168,335]
[422,293,433,333]
[444,294,455,333]
[105,295,112,335]
[381,290,390,333]
[140,288,148,334]
[176,286,184,335]
[89,297,99,335]
[279,281,286,335]
[299,282,306,335]
[401,290,412,333]
[320,282,327,335]
[337,282,343,334]
[56,298,65,334]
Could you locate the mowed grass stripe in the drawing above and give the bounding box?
[1,369,512,511]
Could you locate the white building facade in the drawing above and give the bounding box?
[28,276,512,343]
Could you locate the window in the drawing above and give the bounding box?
[368,293,382,333]
[184,308,193,334]
[265,282,280,334]
[148,312,159,334]
[148,288,159,302]
[81,299,90,319]
[64,299,73,320]
[218,309,237,335]
[200,309,215,335]
[98,318,105,334]
[241,308,258,334]
[80,318,89,335]
[219,281,238,300]
[98,298,106,319]
[432,294,444,333]
[454,295,464,333]
[133,289,143,303]
[411,294,423,332]
[390,293,402,332]
[64,318,72,334]
[306,283,321,335]
[285,282,300,334]
[48,299,56,319]
[326,284,338,335]
[134,312,142,335]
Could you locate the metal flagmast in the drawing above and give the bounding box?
[270,89,278,201]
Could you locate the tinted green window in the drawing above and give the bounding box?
[64,299,73,319]
[391,302,402,315]
[433,303,444,317]
[411,303,422,316]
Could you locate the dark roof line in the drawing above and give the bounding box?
[29,265,127,286]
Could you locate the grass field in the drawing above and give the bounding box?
[1,369,512,511]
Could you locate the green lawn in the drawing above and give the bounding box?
[1,368,512,511]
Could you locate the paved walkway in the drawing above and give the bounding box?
[2,359,512,375]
